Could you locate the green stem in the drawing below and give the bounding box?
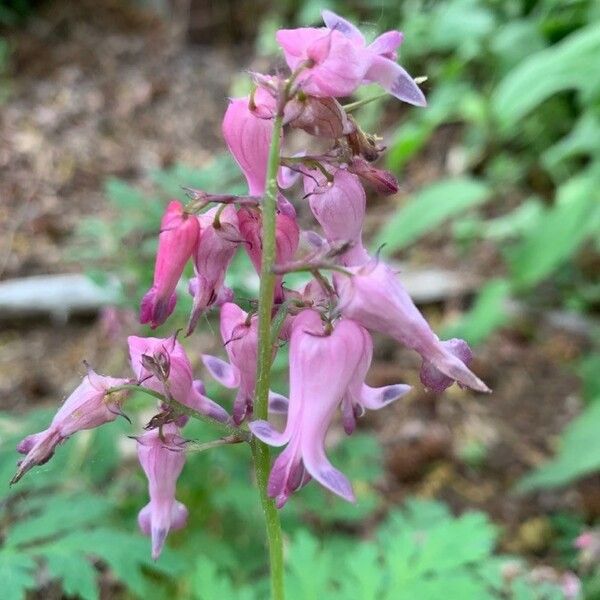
[253,104,286,599]
[342,92,388,113]
[106,384,237,435]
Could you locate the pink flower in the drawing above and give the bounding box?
[250,310,367,507]
[187,205,240,335]
[222,96,275,196]
[128,335,229,423]
[140,201,199,328]
[13,367,128,483]
[201,302,259,425]
[237,206,300,302]
[136,423,188,559]
[276,10,426,105]
[341,325,411,435]
[303,167,369,266]
[335,261,490,393]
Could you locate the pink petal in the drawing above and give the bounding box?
[365,55,426,107]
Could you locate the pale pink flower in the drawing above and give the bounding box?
[341,325,411,435]
[250,310,367,506]
[222,96,276,196]
[140,201,199,328]
[13,367,128,483]
[137,423,188,559]
[303,167,369,266]
[276,10,426,105]
[335,261,490,393]
[128,335,229,423]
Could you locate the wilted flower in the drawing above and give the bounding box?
[335,260,490,393]
[140,201,199,328]
[128,335,229,423]
[348,157,399,195]
[250,310,367,506]
[13,367,129,483]
[288,96,354,138]
[137,423,188,559]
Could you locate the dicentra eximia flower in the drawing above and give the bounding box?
[250,309,368,507]
[341,324,412,435]
[237,205,299,303]
[136,423,188,559]
[187,204,240,335]
[140,200,199,328]
[303,166,370,267]
[276,10,426,106]
[128,335,229,423]
[13,367,129,484]
[334,260,490,393]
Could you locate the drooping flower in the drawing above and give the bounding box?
[250,309,367,507]
[187,205,240,335]
[13,367,129,483]
[237,205,300,302]
[276,10,426,105]
[222,96,275,196]
[334,260,490,393]
[136,423,188,559]
[128,335,229,423]
[201,302,260,425]
[341,325,412,435]
[140,201,199,328]
[303,167,369,266]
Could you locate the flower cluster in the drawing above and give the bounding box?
[12,11,489,559]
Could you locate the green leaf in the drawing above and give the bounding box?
[0,551,37,600]
[5,493,112,547]
[444,278,511,346]
[508,173,600,288]
[494,23,600,127]
[43,552,98,600]
[517,399,600,491]
[374,177,492,254]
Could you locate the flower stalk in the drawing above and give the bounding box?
[252,102,286,600]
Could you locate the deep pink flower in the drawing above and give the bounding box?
[187,205,240,334]
[140,201,199,328]
[237,206,300,302]
[335,261,490,393]
[341,325,411,435]
[250,310,367,507]
[128,335,229,423]
[303,167,369,266]
[276,10,426,105]
[137,423,188,559]
[13,367,128,483]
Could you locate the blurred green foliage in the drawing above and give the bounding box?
[0,408,567,599]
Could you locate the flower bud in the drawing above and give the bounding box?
[140,201,199,328]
